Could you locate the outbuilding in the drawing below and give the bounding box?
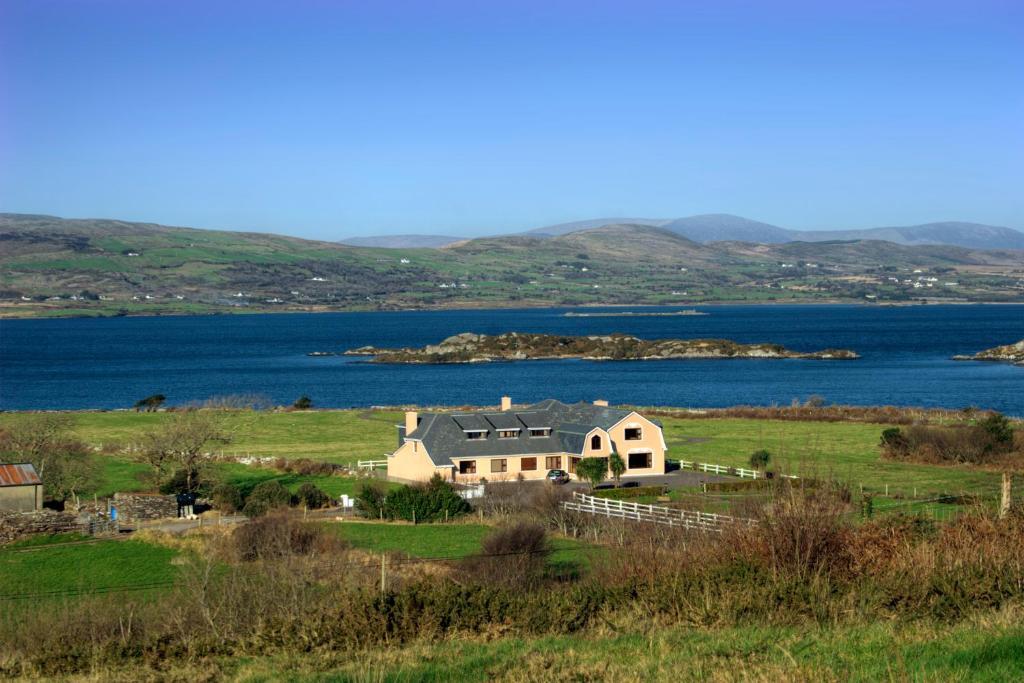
[0,463,44,513]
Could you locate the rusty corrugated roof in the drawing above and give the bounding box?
[0,463,42,487]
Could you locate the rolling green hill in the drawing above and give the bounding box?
[2,213,1022,318]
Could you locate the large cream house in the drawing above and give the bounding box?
[387,397,667,483]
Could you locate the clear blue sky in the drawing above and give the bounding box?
[2,0,1021,239]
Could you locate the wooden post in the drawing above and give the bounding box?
[380,553,387,595]
[1000,473,1012,519]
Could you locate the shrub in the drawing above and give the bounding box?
[593,485,668,500]
[243,480,293,518]
[748,449,771,470]
[354,481,388,519]
[608,453,626,483]
[211,482,244,513]
[881,417,1018,465]
[575,458,608,489]
[293,395,313,410]
[296,483,330,509]
[879,427,907,453]
[979,412,1014,449]
[461,522,550,587]
[355,475,471,522]
[702,480,773,493]
[232,512,323,561]
[381,475,471,523]
[748,484,850,580]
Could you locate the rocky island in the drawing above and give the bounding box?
[343,332,859,363]
[952,339,1024,366]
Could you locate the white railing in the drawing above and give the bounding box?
[678,460,798,480]
[563,492,756,533]
[357,459,388,470]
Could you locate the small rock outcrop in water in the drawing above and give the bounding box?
[952,340,1024,366]
[342,332,859,363]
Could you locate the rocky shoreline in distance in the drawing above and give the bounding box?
[952,339,1024,366]
[340,332,859,363]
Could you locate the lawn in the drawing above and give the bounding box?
[323,521,593,570]
[210,462,396,499]
[662,417,1004,497]
[0,409,401,464]
[0,538,178,609]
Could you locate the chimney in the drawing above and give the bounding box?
[593,399,609,407]
[405,411,419,434]
[500,396,512,411]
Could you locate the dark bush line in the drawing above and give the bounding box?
[881,413,1019,465]
[643,404,1010,425]
[592,486,668,500]
[356,475,471,522]
[702,479,774,493]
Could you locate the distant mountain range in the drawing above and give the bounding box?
[2,212,1022,318]
[343,214,1024,251]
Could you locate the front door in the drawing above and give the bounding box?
[569,457,581,474]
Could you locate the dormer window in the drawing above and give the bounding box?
[591,435,602,450]
[529,428,551,437]
[465,430,487,440]
[497,429,519,439]
[624,427,642,440]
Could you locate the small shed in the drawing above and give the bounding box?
[0,463,44,513]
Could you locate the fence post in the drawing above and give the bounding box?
[380,553,387,594]
[1000,473,1012,519]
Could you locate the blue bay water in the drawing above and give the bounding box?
[0,305,1022,414]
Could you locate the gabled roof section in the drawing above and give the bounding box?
[0,463,42,487]
[482,412,522,431]
[517,412,552,429]
[400,399,654,468]
[452,414,489,432]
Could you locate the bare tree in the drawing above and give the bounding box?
[138,410,231,492]
[0,414,98,504]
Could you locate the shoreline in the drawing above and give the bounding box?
[3,298,1024,322]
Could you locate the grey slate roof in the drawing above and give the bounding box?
[403,400,647,467]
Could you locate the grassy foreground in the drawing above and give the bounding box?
[76,618,1024,682]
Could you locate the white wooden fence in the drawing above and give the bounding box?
[679,460,799,480]
[357,459,388,470]
[563,492,756,533]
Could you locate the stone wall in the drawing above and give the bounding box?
[112,493,178,523]
[0,510,82,545]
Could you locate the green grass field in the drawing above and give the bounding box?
[0,409,1005,500]
[0,538,178,608]
[165,619,1024,682]
[211,462,396,498]
[323,521,592,569]
[663,417,1003,497]
[0,409,401,463]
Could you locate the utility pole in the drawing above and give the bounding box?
[1000,473,1012,519]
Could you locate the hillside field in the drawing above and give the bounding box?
[4,213,1023,319]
